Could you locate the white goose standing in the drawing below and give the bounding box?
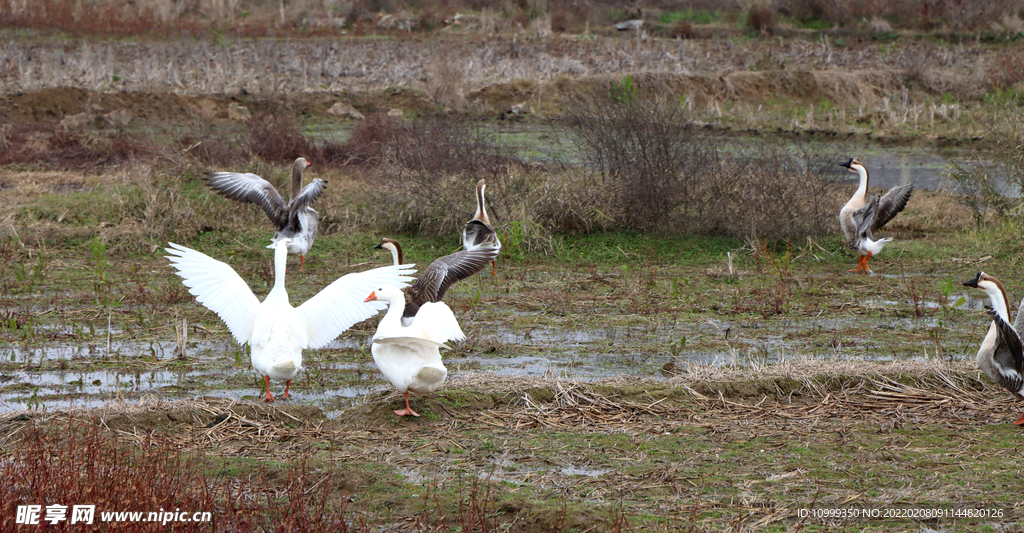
[838,158,913,273]
[166,239,414,402]
[462,179,501,275]
[205,157,325,271]
[364,285,465,417]
[963,271,1024,425]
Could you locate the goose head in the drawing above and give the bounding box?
[290,157,311,197]
[364,285,405,305]
[374,238,404,265]
[266,238,293,250]
[964,271,1011,322]
[839,158,869,177]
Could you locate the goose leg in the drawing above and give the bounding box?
[393,392,420,417]
[261,375,275,402]
[862,251,874,274]
[1014,412,1024,426]
[848,255,867,273]
[281,380,292,400]
[297,254,306,272]
[491,259,497,276]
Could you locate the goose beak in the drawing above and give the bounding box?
[839,159,853,169]
[963,272,983,288]
[364,291,377,302]
[374,242,383,250]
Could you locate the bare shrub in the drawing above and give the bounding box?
[947,109,1024,226]
[695,137,848,239]
[564,86,720,233]
[1,420,364,531]
[423,49,466,109]
[668,19,699,39]
[565,88,845,240]
[246,113,318,164]
[362,115,523,236]
[321,115,407,167]
[744,0,775,33]
[988,53,1024,92]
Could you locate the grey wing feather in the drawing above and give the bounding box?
[205,172,288,228]
[848,197,878,249]
[988,307,1024,377]
[416,246,501,302]
[872,184,913,232]
[285,179,327,231]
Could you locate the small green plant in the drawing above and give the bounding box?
[610,75,637,104]
[89,236,111,305]
[668,336,687,357]
[940,277,966,307]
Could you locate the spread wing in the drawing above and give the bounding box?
[415,245,501,302]
[165,243,261,345]
[409,301,466,344]
[285,179,327,232]
[847,196,878,249]
[989,307,1024,377]
[205,172,288,228]
[297,263,416,350]
[872,184,913,232]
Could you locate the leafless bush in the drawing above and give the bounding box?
[744,0,775,33]
[1,420,364,532]
[947,109,1024,226]
[246,113,318,164]
[564,87,720,233]
[364,116,524,235]
[565,89,846,240]
[695,137,847,238]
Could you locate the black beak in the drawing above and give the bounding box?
[963,271,982,288]
[374,243,383,250]
[839,158,853,169]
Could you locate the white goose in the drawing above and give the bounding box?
[838,158,913,273]
[205,157,325,271]
[364,284,465,417]
[166,239,414,402]
[375,237,499,326]
[963,271,1024,425]
[462,179,501,275]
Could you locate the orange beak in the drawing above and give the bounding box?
[364,291,376,302]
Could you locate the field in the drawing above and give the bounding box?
[3,1,1024,531]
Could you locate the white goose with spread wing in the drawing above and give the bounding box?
[963,271,1024,425]
[166,239,414,402]
[462,179,501,274]
[838,158,913,274]
[376,237,499,326]
[364,284,465,417]
[205,157,325,271]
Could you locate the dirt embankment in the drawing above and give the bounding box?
[0,67,974,124]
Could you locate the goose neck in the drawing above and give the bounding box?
[475,180,489,224]
[854,165,869,199]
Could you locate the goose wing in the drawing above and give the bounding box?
[848,196,878,249]
[205,172,288,228]
[871,184,913,232]
[297,263,416,349]
[285,179,328,232]
[463,220,501,250]
[409,301,466,344]
[415,246,501,302]
[165,243,261,345]
[989,308,1024,379]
